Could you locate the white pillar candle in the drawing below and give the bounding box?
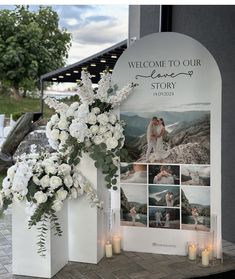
[188,244,197,260]
[105,241,113,258]
[207,244,213,260]
[112,234,121,254]
[202,249,209,266]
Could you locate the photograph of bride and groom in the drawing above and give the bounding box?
[120,109,210,164]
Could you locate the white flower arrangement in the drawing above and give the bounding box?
[45,69,137,189]
[1,69,136,256]
[0,147,102,256]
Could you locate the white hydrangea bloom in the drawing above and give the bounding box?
[69,120,88,142]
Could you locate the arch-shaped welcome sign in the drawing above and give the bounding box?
[112,32,222,258]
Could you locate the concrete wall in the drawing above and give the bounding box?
[128,5,160,45]
[129,5,235,243]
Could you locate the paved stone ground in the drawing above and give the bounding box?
[1,214,235,279]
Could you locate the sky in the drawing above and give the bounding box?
[0,5,128,65]
[122,184,147,204]
[182,186,210,206]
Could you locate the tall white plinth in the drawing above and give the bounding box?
[12,201,68,278]
[68,153,110,264]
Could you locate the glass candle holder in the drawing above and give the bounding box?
[188,242,197,261]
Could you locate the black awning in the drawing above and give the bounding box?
[40,40,127,84]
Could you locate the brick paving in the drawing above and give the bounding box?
[1,214,235,279]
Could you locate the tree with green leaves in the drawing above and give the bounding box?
[0,6,71,99]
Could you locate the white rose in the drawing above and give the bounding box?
[104,131,112,139]
[52,200,63,212]
[109,113,117,124]
[66,107,75,118]
[113,131,122,140]
[70,102,80,110]
[7,165,16,181]
[64,175,73,188]
[50,176,62,190]
[56,188,68,201]
[32,176,40,186]
[97,113,109,125]
[91,107,100,114]
[58,164,71,176]
[70,187,78,199]
[34,191,47,204]
[87,113,97,125]
[50,129,60,141]
[46,120,53,130]
[51,114,59,125]
[90,125,99,135]
[45,164,57,175]
[60,131,69,142]
[93,135,103,145]
[2,177,11,189]
[98,125,107,134]
[40,175,50,188]
[107,124,114,133]
[58,117,69,130]
[114,123,123,133]
[106,137,118,150]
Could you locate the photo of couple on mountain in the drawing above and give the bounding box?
[146,116,169,162]
[121,109,210,164]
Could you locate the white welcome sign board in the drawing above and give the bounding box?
[112,32,222,257]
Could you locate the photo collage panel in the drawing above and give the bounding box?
[120,110,211,231]
[120,163,211,231]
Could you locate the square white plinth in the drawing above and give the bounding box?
[12,201,68,278]
[68,153,110,264]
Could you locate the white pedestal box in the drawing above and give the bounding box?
[68,153,110,264]
[12,201,68,278]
